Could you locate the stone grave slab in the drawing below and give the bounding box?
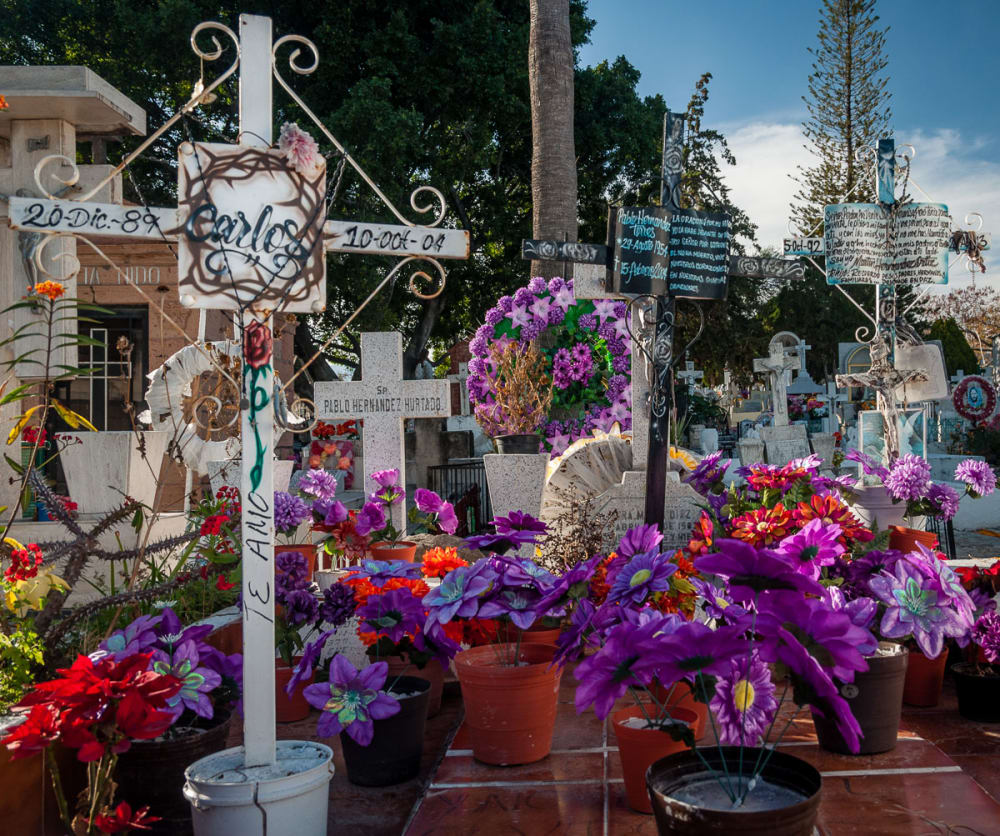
[590,470,703,554]
[761,424,811,466]
[483,453,549,557]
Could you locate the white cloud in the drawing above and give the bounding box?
[718,122,1000,294]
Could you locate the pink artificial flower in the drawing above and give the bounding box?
[278,122,324,179]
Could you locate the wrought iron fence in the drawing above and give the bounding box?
[428,460,492,535]
[925,515,957,559]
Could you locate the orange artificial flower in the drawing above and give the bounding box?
[687,511,714,556]
[0,95,8,111]
[730,504,793,547]
[420,546,468,578]
[793,494,873,545]
[30,281,65,301]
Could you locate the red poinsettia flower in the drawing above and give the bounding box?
[91,801,160,833]
[1,703,61,760]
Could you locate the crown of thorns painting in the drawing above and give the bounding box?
[176,142,327,313]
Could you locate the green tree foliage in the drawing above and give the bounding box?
[0,2,760,387]
[927,318,981,377]
[771,0,893,382]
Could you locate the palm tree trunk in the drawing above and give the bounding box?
[529,0,578,278]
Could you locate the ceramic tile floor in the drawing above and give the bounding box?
[404,675,1000,836]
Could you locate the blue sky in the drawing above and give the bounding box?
[579,0,1000,289]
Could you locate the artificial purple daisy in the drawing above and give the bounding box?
[152,639,222,719]
[287,629,335,696]
[710,651,778,746]
[303,657,400,745]
[774,518,845,578]
[358,587,425,643]
[695,539,824,603]
[348,559,422,587]
[423,561,496,626]
[573,621,661,718]
[844,448,889,481]
[683,450,729,496]
[644,621,745,691]
[955,459,997,498]
[606,549,677,607]
[616,524,664,561]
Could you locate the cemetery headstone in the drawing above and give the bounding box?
[760,424,812,467]
[313,332,451,531]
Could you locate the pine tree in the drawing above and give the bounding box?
[770,0,893,382]
[791,0,892,234]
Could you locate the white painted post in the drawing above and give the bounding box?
[237,13,276,769]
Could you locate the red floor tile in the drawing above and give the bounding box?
[815,770,1000,834]
[407,784,605,835]
[606,784,659,836]
[434,751,606,785]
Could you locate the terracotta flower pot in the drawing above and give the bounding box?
[903,649,948,707]
[370,541,417,563]
[612,705,698,814]
[516,624,562,647]
[648,681,708,740]
[454,642,562,765]
[275,657,313,723]
[888,525,938,554]
[812,642,908,755]
[384,655,445,718]
[275,543,318,580]
[646,746,822,836]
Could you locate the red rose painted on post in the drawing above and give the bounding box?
[243,320,273,369]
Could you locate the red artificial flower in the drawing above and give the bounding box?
[792,494,873,545]
[199,514,230,536]
[2,652,181,763]
[1,703,61,760]
[730,504,794,547]
[216,573,236,591]
[91,801,160,834]
[5,542,44,582]
[21,426,48,445]
[687,512,714,556]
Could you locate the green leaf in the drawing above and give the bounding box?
[4,454,25,475]
[0,384,33,406]
[131,507,144,533]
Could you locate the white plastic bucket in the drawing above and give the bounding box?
[184,740,333,836]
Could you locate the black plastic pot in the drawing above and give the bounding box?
[646,746,821,836]
[952,662,1000,722]
[340,676,430,786]
[494,434,541,454]
[116,710,232,835]
[812,642,908,755]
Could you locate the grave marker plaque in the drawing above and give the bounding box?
[824,202,951,286]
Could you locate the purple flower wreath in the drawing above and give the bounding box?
[467,276,632,457]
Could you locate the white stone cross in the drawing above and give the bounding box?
[753,342,801,427]
[447,361,471,416]
[314,332,450,531]
[677,359,703,394]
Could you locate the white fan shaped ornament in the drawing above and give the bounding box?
[540,424,701,525]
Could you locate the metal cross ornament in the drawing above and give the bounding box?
[9,14,469,772]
